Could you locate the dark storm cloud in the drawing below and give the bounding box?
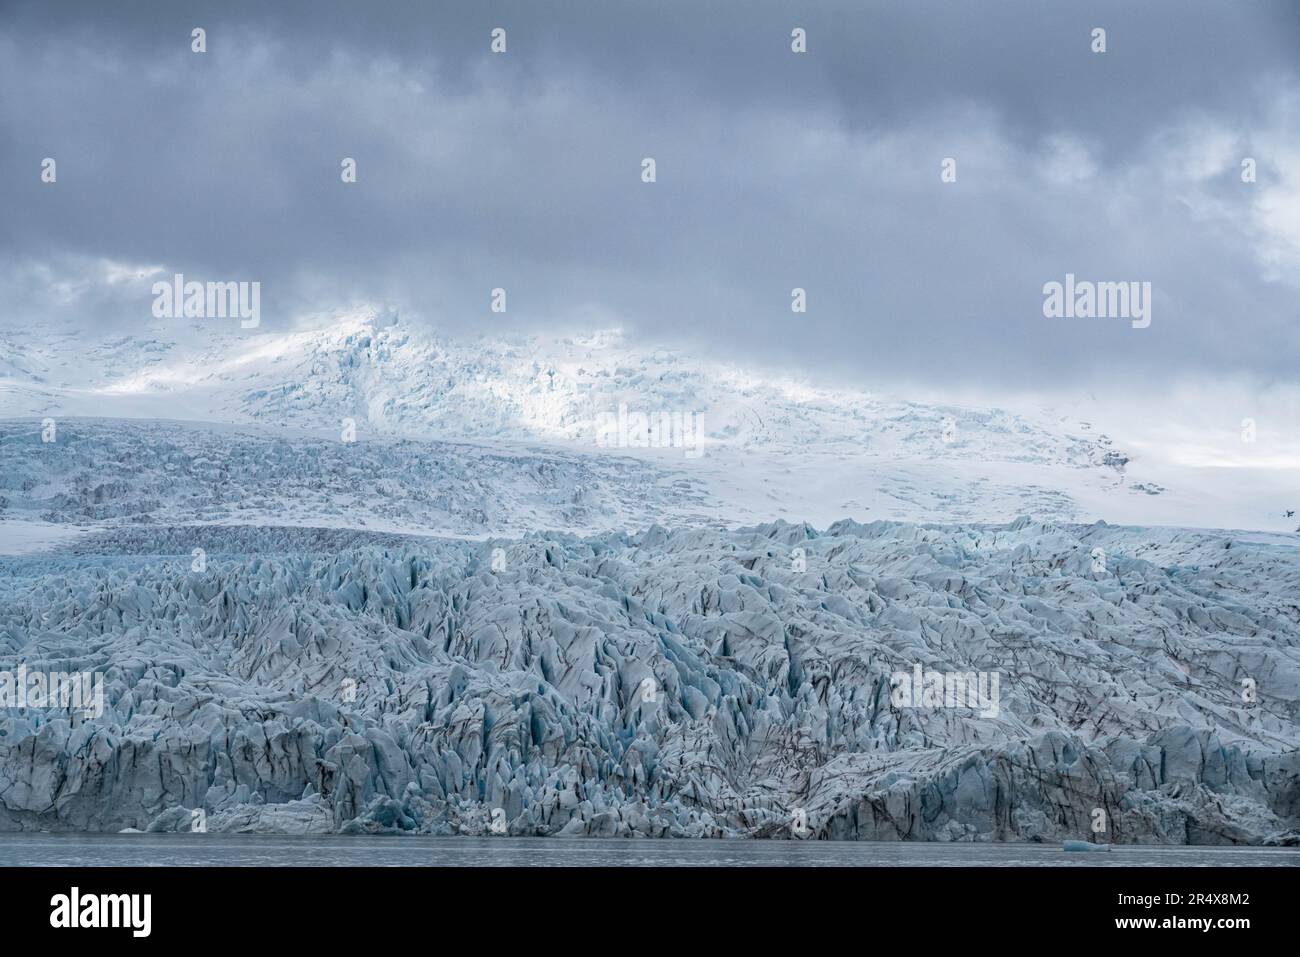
[1,0,1297,388]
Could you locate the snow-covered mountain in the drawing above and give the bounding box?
[7,307,1284,541]
[1,308,1123,456]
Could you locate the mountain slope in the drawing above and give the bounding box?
[5,308,1257,538]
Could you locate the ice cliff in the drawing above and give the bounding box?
[2,518,1297,843]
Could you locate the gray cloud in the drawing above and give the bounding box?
[2,0,1298,390]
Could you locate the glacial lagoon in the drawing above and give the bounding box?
[2,835,1297,868]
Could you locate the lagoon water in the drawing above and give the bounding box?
[2,835,1297,867]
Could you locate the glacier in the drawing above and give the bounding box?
[1,314,1297,844]
[1,516,1297,843]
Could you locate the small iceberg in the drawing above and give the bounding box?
[1062,840,1111,852]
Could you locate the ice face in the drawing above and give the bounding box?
[1,515,1296,843]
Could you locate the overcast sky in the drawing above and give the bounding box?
[2,0,1298,394]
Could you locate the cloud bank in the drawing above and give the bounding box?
[2,0,1298,392]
